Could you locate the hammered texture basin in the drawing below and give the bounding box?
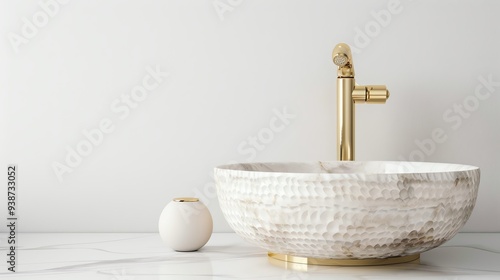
[214,161,480,259]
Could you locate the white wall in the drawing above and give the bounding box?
[1,0,499,233]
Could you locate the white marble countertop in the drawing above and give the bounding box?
[1,233,499,279]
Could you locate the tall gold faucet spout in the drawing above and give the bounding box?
[333,43,389,161]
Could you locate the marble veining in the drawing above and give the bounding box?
[215,161,480,259]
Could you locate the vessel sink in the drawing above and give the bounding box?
[214,161,479,260]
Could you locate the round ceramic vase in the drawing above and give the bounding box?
[158,197,213,251]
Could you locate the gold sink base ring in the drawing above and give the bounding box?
[268,252,420,267]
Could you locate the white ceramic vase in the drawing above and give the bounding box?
[158,197,213,251]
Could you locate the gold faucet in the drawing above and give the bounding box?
[333,43,390,161]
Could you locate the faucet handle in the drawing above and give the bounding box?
[352,85,389,104]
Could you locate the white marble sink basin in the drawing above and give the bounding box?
[214,161,480,259]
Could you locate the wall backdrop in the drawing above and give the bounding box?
[1,0,499,232]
